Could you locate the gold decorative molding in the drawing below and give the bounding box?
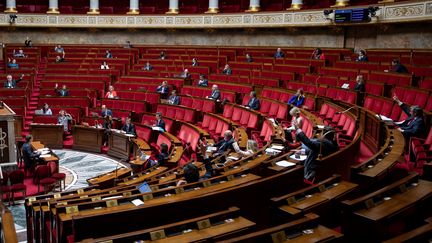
[127,9,140,15]
[4,8,17,13]
[47,8,60,14]
[246,6,260,12]
[205,8,219,14]
[166,8,179,14]
[332,0,350,7]
[288,4,303,10]
[0,1,431,28]
[87,8,100,15]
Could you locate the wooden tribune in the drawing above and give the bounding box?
[108,130,134,159]
[30,124,64,149]
[0,102,17,165]
[73,125,104,153]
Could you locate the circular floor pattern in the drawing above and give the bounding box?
[10,149,127,242]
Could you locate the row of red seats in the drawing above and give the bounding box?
[177,123,201,152]
[363,95,408,122]
[156,104,197,123]
[180,96,216,113]
[200,113,231,141]
[222,104,260,131]
[141,113,174,133]
[392,86,431,110]
[180,85,236,103]
[260,87,315,111]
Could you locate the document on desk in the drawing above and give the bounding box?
[275,160,296,167]
[40,154,51,158]
[131,199,145,206]
[151,126,165,132]
[206,146,217,152]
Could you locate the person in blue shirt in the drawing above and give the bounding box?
[57,110,72,132]
[101,105,113,118]
[168,90,180,105]
[288,89,305,107]
[197,75,208,87]
[245,91,260,110]
[207,85,221,101]
[142,61,153,71]
[222,64,232,75]
[55,83,69,96]
[274,48,285,58]
[7,58,19,69]
[391,59,409,73]
[156,81,169,99]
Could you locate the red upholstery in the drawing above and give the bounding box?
[135,124,152,141]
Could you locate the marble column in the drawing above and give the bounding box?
[88,0,100,14]
[4,0,17,13]
[47,0,60,14]
[127,0,140,14]
[333,0,349,7]
[166,0,179,14]
[206,0,219,13]
[246,0,260,12]
[288,0,303,10]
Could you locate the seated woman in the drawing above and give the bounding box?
[105,85,118,99]
[138,143,169,171]
[287,89,305,107]
[312,48,325,60]
[42,103,52,115]
[284,107,304,143]
[232,139,258,158]
[7,58,19,69]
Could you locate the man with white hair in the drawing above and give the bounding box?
[180,68,191,78]
[207,84,221,100]
[214,130,235,155]
[4,74,24,88]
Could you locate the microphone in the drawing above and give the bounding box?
[335,106,357,114]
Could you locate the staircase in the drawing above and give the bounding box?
[22,58,46,137]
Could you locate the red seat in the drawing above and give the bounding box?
[48,161,66,190]
[9,170,26,204]
[34,165,56,193]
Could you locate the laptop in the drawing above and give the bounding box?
[34,109,44,115]
[138,182,152,194]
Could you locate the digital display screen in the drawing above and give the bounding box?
[334,8,370,23]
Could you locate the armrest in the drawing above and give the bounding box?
[338,133,353,140]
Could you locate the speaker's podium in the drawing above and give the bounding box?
[108,129,135,160]
[0,102,17,167]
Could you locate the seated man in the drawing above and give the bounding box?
[156,81,169,99]
[245,91,260,110]
[159,51,167,60]
[222,64,232,75]
[179,69,191,79]
[197,74,208,87]
[54,44,64,53]
[153,112,166,132]
[121,117,136,136]
[105,49,113,58]
[22,134,41,175]
[212,130,235,156]
[124,41,132,48]
[356,50,368,62]
[168,90,180,105]
[101,105,113,118]
[274,48,285,58]
[245,53,253,63]
[142,61,153,71]
[393,96,426,140]
[288,89,305,107]
[55,83,69,96]
[4,74,24,88]
[294,124,339,184]
[206,84,221,101]
[391,59,409,73]
[354,75,366,93]
[192,58,199,67]
[13,49,26,58]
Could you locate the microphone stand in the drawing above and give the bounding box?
[335,105,357,115]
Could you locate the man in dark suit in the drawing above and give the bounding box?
[295,125,339,184]
[356,50,368,62]
[214,130,235,155]
[156,81,169,99]
[197,75,208,87]
[4,74,24,88]
[207,85,221,101]
[55,83,69,96]
[393,96,425,140]
[101,105,113,118]
[222,64,232,75]
[354,75,366,93]
[121,117,136,136]
[22,134,41,175]
[274,48,285,58]
[391,59,409,73]
[154,112,166,132]
[168,90,180,105]
[245,91,260,110]
[143,61,153,71]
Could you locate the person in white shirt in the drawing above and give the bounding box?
[101,61,110,70]
[42,103,52,115]
[284,107,304,142]
[233,139,258,158]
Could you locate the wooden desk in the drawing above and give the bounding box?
[73,125,104,153]
[118,166,168,186]
[30,124,64,149]
[86,167,132,188]
[31,141,59,163]
[108,130,134,159]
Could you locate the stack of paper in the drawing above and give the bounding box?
[275,160,296,167]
